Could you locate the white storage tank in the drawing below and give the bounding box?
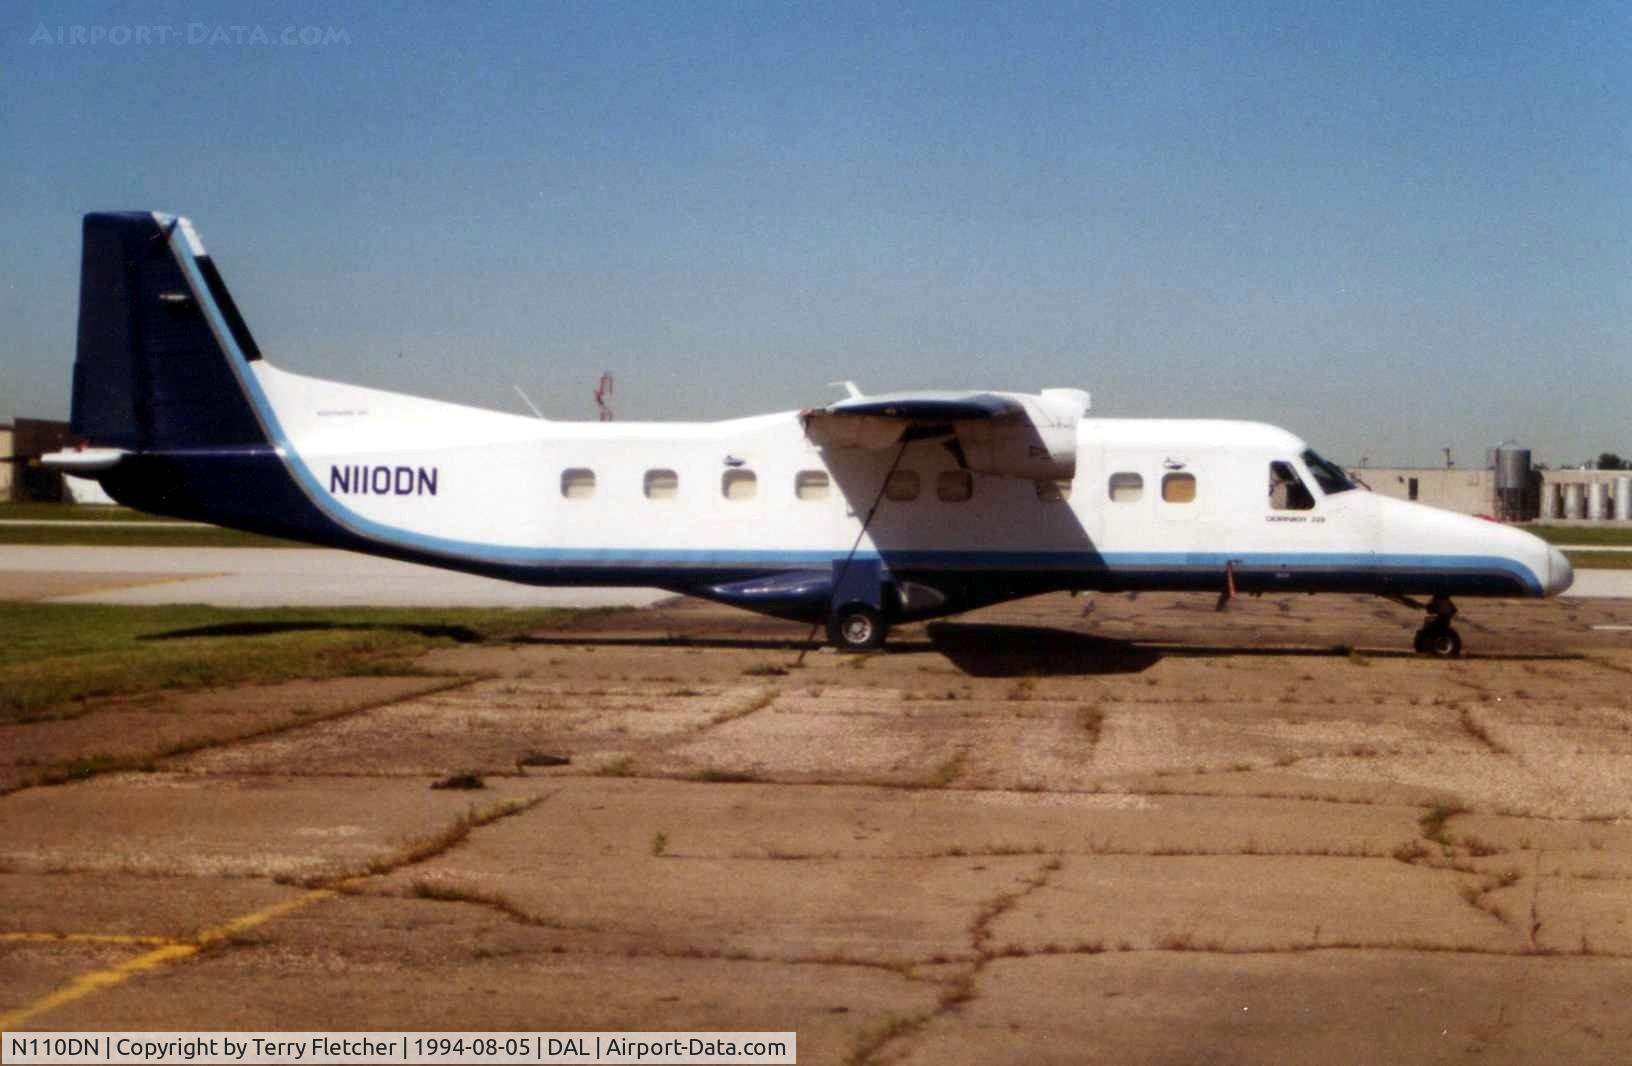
[1540,482,1561,520]
[1588,481,1609,521]
[1564,482,1586,519]
[1617,476,1632,521]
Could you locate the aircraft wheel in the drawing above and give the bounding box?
[1417,624,1461,659]
[828,604,887,652]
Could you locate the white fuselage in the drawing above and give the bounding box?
[246,363,1569,604]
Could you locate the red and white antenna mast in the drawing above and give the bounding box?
[594,371,615,421]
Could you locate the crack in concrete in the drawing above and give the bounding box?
[1527,850,1544,951]
[848,852,1065,1066]
[0,675,482,798]
[0,791,549,1030]
[698,688,780,731]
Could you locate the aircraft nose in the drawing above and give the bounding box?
[1546,545,1574,596]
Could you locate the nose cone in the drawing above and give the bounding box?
[1546,546,1574,596]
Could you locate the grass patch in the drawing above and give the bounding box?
[1563,551,1632,569]
[329,796,540,883]
[0,503,179,522]
[409,879,559,928]
[1078,705,1105,745]
[1420,804,1467,847]
[35,753,156,785]
[1458,707,1510,754]
[516,751,570,768]
[686,768,762,784]
[431,772,485,791]
[1525,524,1632,547]
[846,1014,929,1066]
[1,603,587,722]
[597,756,638,778]
[708,690,776,726]
[925,751,967,789]
[0,503,303,546]
[0,524,306,548]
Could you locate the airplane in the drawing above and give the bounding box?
[45,212,1573,656]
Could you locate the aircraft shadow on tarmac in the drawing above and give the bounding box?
[512,623,1582,673]
[508,632,870,654]
[1149,644,1583,663]
[140,621,1584,672]
[513,625,1164,677]
[923,622,1161,677]
[927,628,1584,672]
[140,620,484,642]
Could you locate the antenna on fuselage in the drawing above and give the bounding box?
[595,371,615,421]
[512,385,546,420]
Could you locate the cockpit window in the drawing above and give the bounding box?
[1270,462,1315,511]
[1301,449,1356,495]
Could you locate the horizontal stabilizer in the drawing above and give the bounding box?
[40,447,127,473]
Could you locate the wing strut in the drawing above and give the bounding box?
[794,440,911,664]
[1216,560,1238,612]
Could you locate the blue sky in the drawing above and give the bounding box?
[3,2,1628,466]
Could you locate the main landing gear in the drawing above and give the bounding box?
[827,603,888,652]
[1402,594,1462,658]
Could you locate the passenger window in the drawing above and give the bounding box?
[1162,473,1196,503]
[884,469,920,502]
[722,469,757,500]
[561,468,596,499]
[937,470,974,503]
[1036,479,1072,502]
[644,469,678,499]
[1269,462,1314,511]
[1108,472,1143,502]
[795,470,830,500]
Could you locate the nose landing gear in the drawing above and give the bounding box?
[1395,594,1462,658]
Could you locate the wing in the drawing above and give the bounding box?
[801,389,1028,450]
[801,385,1090,479]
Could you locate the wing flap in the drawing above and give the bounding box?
[822,391,1024,421]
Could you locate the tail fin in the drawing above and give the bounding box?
[71,212,268,451]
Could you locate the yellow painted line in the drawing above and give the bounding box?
[0,943,199,1031]
[0,932,180,947]
[193,888,335,946]
[0,803,536,1029]
[0,888,333,1031]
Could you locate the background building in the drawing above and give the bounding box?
[1355,467,1500,516]
[9,418,78,503]
[1350,454,1629,524]
[0,423,13,501]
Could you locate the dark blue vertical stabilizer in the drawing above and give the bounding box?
[64,212,342,541]
[71,212,267,450]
